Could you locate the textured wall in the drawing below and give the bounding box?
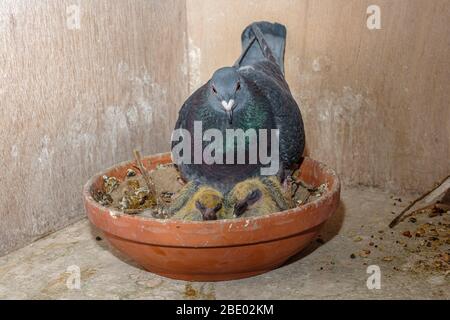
[1,0,449,256]
[186,0,450,194]
[0,0,188,255]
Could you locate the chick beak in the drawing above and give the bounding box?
[221,99,235,124]
[233,201,248,217]
[202,208,218,221]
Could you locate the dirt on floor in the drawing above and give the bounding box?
[347,195,449,278]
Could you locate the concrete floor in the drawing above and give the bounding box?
[0,187,448,299]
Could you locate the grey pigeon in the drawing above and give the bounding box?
[172,21,305,193]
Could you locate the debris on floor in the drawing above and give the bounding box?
[396,209,450,275]
[389,175,450,228]
[349,179,450,278]
[387,175,450,276]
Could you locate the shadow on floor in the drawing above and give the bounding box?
[88,224,145,270]
[283,199,346,266]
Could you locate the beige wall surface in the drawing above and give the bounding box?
[186,0,450,193]
[0,0,188,255]
[1,0,449,256]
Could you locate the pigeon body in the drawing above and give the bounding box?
[172,21,305,193]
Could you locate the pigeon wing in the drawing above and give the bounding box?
[239,61,305,173]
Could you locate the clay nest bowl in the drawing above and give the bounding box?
[83,152,340,281]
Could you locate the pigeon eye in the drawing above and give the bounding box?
[212,85,217,94]
[236,82,241,91]
[247,189,262,203]
[195,200,206,211]
[214,203,222,211]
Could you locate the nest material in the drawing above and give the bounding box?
[94,165,325,220]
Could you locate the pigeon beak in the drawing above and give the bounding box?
[221,99,235,124]
[233,201,248,217]
[226,110,233,124]
[202,208,218,221]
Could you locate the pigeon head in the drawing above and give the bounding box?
[227,176,289,218]
[209,67,246,124]
[232,188,263,217]
[193,187,224,220]
[226,178,266,217]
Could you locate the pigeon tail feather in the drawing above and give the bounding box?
[238,21,286,74]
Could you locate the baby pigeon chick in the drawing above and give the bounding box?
[169,181,224,221]
[225,176,289,218]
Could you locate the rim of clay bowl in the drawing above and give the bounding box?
[83,152,340,246]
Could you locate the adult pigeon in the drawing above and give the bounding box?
[171,21,305,193]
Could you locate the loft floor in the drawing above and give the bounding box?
[0,187,448,299]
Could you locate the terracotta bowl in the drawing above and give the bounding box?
[83,153,340,281]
